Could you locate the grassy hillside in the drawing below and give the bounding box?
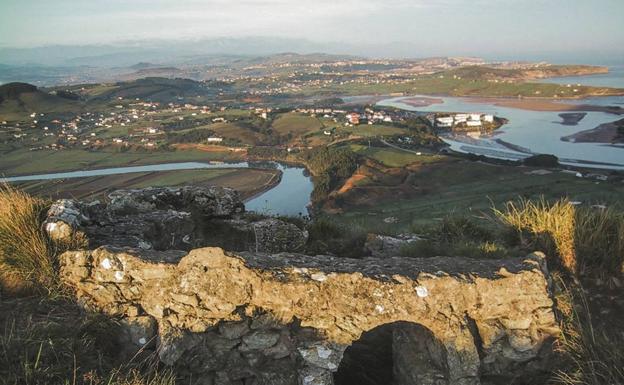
[0,82,82,120]
[85,77,219,102]
[442,65,609,81]
[271,112,323,136]
[324,150,624,233]
[305,69,624,98]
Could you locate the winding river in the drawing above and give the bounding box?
[378,95,624,170]
[0,162,314,217]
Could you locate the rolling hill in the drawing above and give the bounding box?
[87,77,218,102]
[0,82,81,120]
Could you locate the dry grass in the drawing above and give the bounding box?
[0,184,57,293]
[573,206,624,274]
[552,278,624,385]
[0,296,176,385]
[494,198,577,273]
[0,184,86,294]
[494,197,624,276]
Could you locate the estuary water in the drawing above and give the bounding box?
[378,95,624,170]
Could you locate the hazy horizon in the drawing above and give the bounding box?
[1,0,623,63]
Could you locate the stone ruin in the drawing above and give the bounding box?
[47,186,561,385]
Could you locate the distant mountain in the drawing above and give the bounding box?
[0,37,354,67]
[129,62,158,70]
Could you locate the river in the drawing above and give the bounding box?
[378,95,624,170]
[0,161,314,217]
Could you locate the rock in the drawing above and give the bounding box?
[219,321,250,339]
[298,343,344,371]
[299,367,334,385]
[107,186,244,217]
[251,219,308,253]
[59,246,559,383]
[241,330,281,350]
[120,315,157,348]
[210,218,308,253]
[44,186,306,255]
[364,233,423,258]
[44,199,89,242]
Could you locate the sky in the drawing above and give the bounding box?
[1,0,623,60]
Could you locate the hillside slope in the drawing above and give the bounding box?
[0,82,80,120]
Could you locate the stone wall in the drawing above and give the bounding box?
[60,246,560,385]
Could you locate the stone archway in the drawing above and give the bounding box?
[334,321,449,385]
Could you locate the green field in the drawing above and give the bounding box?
[347,144,442,167]
[339,124,409,138]
[271,112,323,136]
[14,167,279,200]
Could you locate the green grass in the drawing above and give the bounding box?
[0,296,176,385]
[271,112,323,136]
[339,124,408,138]
[347,144,443,168]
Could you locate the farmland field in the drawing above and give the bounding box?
[16,167,280,200]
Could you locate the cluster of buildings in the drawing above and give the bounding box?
[346,109,394,126]
[429,113,494,130]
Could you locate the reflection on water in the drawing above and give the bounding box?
[378,95,624,170]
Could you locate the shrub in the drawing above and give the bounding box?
[399,239,513,259]
[436,215,494,243]
[306,217,367,258]
[523,154,559,167]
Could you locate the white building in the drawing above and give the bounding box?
[207,137,223,143]
[466,120,482,127]
[436,117,454,128]
[482,114,494,123]
[454,114,469,123]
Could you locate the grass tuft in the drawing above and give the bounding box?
[0,184,58,293]
[0,184,87,295]
[494,197,624,275]
[494,197,577,273]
